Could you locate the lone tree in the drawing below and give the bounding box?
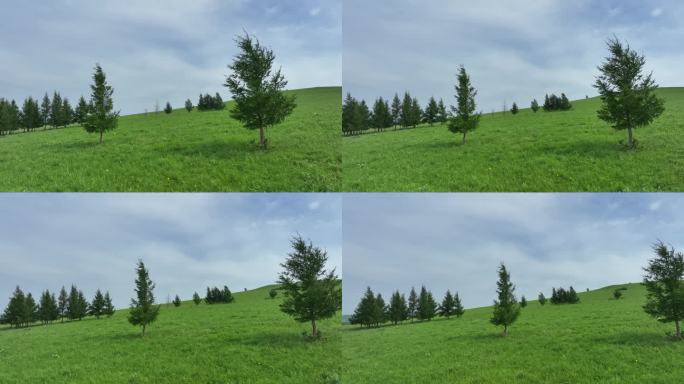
[613,289,623,300]
[185,99,193,112]
[164,102,173,114]
[83,64,119,143]
[510,102,519,115]
[538,292,547,306]
[173,295,181,307]
[531,99,539,113]
[224,33,296,149]
[594,37,665,149]
[269,288,278,299]
[448,65,481,144]
[278,235,341,338]
[491,263,521,336]
[520,295,527,308]
[128,260,160,336]
[192,292,201,305]
[643,241,684,339]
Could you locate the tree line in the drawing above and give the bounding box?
[0,92,92,135]
[1,285,114,328]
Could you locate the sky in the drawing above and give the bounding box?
[343,0,684,113]
[0,0,341,115]
[342,193,684,314]
[0,193,341,310]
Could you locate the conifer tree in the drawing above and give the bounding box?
[21,97,42,132]
[391,93,401,128]
[224,33,296,149]
[543,94,551,112]
[560,93,571,111]
[417,285,437,321]
[103,292,115,317]
[77,290,88,320]
[387,290,408,325]
[400,92,412,128]
[269,288,278,299]
[538,292,546,306]
[643,241,684,339]
[408,287,418,321]
[193,291,201,305]
[90,289,105,318]
[350,287,376,328]
[410,97,422,127]
[342,93,357,135]
[67,285,80,320]
[2,286,26,328]
[531,99,539,113]
[40,93,51,127]
[594,37,665,149]
[214,93,225,110]
[58,286,68,321]
[439,290,456,318]
[371,97,389,132]
[164,102,173,114]
[38,290,58,324]
[50,92,63,128]
[83,64,119,144]
[454,292,465,318]
[173,295,181,307]
[613,289,622,300]
[424,96,439,125]
[448,66,480,144]
[374,293,387,326]
[520,295,527,308]
[128,260,160,336]
[185,99,193,112]
[358,100,370,132]
[75,96,89,124]
[278,235,341,338]
[23,292,38,327]
[491,263,520,336]
[510,102,519,115]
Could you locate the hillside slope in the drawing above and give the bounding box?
[342,283,684,383]
[343,88,684,191]
[0,285,341,384]
[0,87,341,192]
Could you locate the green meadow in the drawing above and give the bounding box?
[341,283,684,383]
[0,87,341,192]
[342,88,684,192]
[0,285,341,384]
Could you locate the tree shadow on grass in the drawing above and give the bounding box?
[590,331,675,347]
[404,139,464,151]
[160,140,262,160]
[39,140,102,151]
[227,330,315,349]
[536,139,628,159]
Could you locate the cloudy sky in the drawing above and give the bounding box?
[0,193,341,309]
[0,0,340,115]
[343,193,682,314]
[343,0,683,113]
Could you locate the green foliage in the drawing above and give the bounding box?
[192,291,202,305]
[103,292,114,317]
[423,97,439,125]
[74,96,90,124]
[40,93,51,126]
[38,289,59,324]
[164,102,173,114]
[454,292,465,318]
[90,289,106,318]
[184,99,193,112]
[437,98,448,123]
[643,241,684,339]
[269,288,278,299]
[196,93,225,111]
[613,289,623,300]
[388,290,408,325]
[438,290,456,318]
[20,97,42,132]
[595,37,665,149]
[542,93,572,112]
[278,235,341,338]
[520,295,527,308]
[173,295,181,307]
[491,263,520,336]
[82,64,119,143]
[370,97,393,132]
[417,285,437,321]
[128,260,160,336]
[67,285,88,320]
[58,286,68,321]
[510,102,519,115]
[204,286,234,304]
[350,287,378,328]
[407,287,418,320]
[448,65,480,144]
[224,33,296,149]
[531,99,540,113]
[390,93,401,127]
[550,286,580,304]
[538,292,547,306]
[342,93,370,135]
[50,92,64,128]
[2,286,27,327]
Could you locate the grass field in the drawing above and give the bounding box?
[341,283,684,383]
[342,88,684,192]
[0,87,341,192]
[0,285,341,384]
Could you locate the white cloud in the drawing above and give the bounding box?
[310,7,321,16]
[651,8,663,17]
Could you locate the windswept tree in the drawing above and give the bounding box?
[448,65,481,144]
[594,37,665,149]
[643,241,684,339]
[185,99,193,112]
[128,260,160,336]
[224,33,296,149]
[491,263,520,336]
[388,290,408,325]
[192,291,202,305]
[83,64,119,143]
[278,235,341,338]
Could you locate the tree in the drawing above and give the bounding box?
[410,97,422,127]
[164,102,173,114]
[400,92,412,128]
[491,263,520,336]
[424,96,439,125]
[83,64,119,143]
[50,92,63,128]
[371,97,392,132]
[543,94,551,112]
[74,96,90,124]
[387,290,408,325]
[417,285,437,321]
[594,37,665,149]
[510,102,519,115]
[520,295,527,308]
[538,292,547,306]
[454,292,465,318]
[278,235,341,338]
[531,99,539,113]
[350,287,376,328]
[643,241,684,339]
[67,285,87,320]
[185,99,193,112]
[408,287,418,321]
[103,292,115,317]
[37,290,58,324]
[269,288,278,299]
[613,289,623,300]
[57,286,68,321]
[438,290,456,318]
[21,97,42,132]
[90,289,105,318]
[40,93,51,127]
[128,260,160,336]
[437,98,448,123]
[374,293,387,326]
[390,93,401,128]
[193,292,202,305]
[173,295,181,307]
[224,33,296,149]
[560,93,571,111]
[214,93,225,110]
[448,66,481,144]
[23,293,38,327]
[2,286,26,328]
[62,97,73,126]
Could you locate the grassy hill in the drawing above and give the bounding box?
[0,285,341,384]
[0,87,341,192]
[342,88,684,191]
[341,283,684,383]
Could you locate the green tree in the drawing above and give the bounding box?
[62,97,73,126]
[400,92,412,128]
[410,97,422,127]
[594,37,665,149]
[371,97,391,132]
[510,102,519,115]
[57,286,68,321]
[390,93,401,128]
[424,96,439,125]
[454,292,465,318]
[38,290,58,324]
[67,285,86,320]
[173,295,181,307]
[164,102,173,114]
[224,33,296,149]
[538,292,547,306]
[531,99,539,113]
[2,286,26,328]
[438,290,456,318]
[23,292,38,327]
[350,287,377,328]
[417,285,437,321]
[448,66,481,144]
[269,288,278,299]
[40,93,51,127]
[643,241,684,339]
[74,96,90,124]
[613,289,623,300]
[491,263,520,336]
[520,295,527,308]
[128,260,160,336]
[103,292,115,317]
[387,290,408,325]
[277,235,341,338]
[83,64,119,143]
[437,98,448,123]
[374,293,387,326]
[192,291,201,305]
[21,97,42,132]
[90,289,105,318]
[50,92,63,128]
[407,287,418,321]
[185,99,193,112]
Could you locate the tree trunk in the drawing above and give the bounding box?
[503,325,508,336]
[462,132,467,144]
[99,129,103,144]
[627,126,633,148]
[259,126,266,149]
[311,319,317,338]
[142,324,146,337]
[676,320,681,339]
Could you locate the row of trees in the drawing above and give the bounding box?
[350,285,464,328]
[203,286,235,304]
[342,92,448,135]
[0,93,92,135]
[196,93,226,111]
[1,285,113,328]
[549,286,580,304]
